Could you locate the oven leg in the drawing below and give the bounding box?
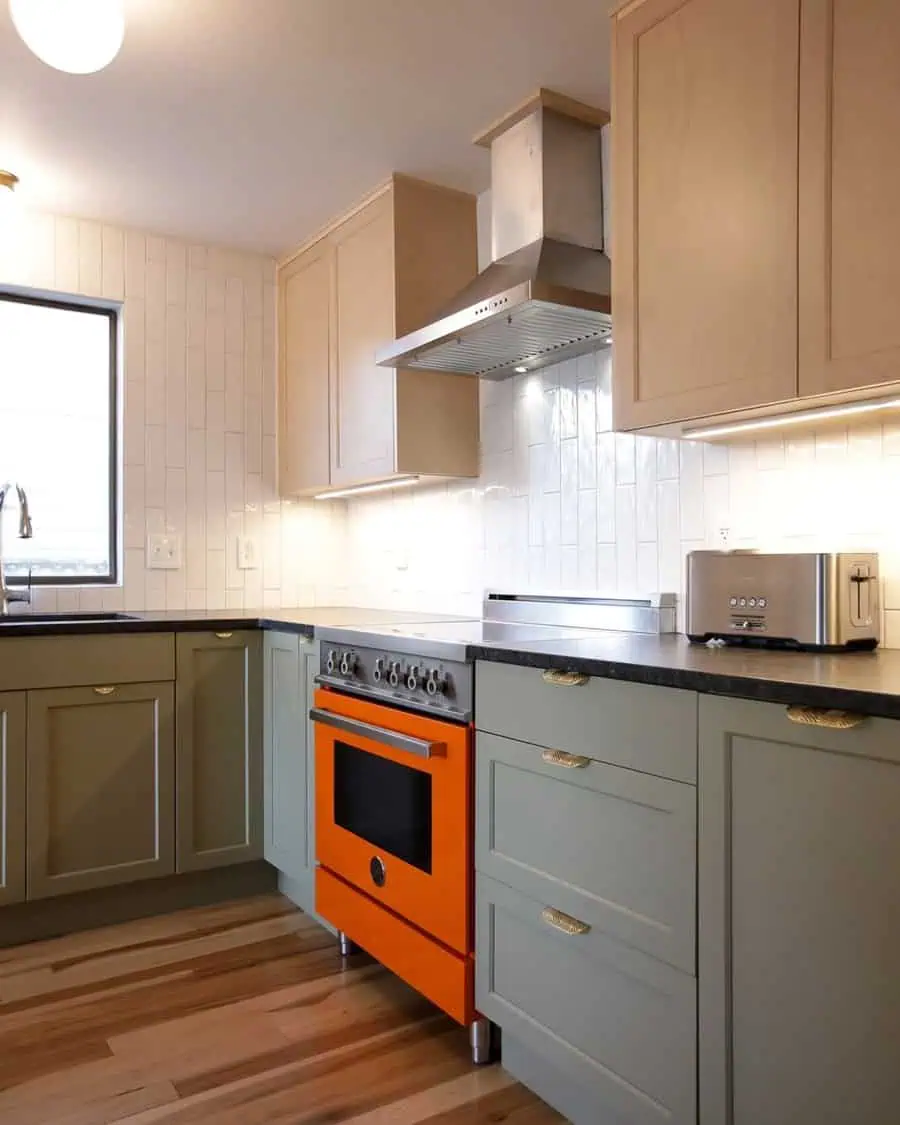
[338,931,358,958]
[469,1016,493,1066]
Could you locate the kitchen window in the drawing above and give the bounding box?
[0,292,118,584]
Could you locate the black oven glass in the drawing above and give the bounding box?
[334,740,433,874]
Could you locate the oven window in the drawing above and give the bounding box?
[333,741,432,874]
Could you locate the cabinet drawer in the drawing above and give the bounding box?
[477,874,696,1125]
[475,661,697,783]
[0,633,175,691]
[476,731,696,972]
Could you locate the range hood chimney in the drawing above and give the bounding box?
[376,89,612,381]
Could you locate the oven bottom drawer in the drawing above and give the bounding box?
[316,867,474,1026]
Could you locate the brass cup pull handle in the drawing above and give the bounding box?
[542,907,591,936]
[542,749,591,770]
[786,705,867,730]
[93,686,116,696]
[215,631,234,639]
[542,669,589,687]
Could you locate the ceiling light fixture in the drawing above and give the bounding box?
[313,476,421,501]
[0,170,19,225]
[684,396,900,441]
[9,0,125,75]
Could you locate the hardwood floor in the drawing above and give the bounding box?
[0,893,565,1124]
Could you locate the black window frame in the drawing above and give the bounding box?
[0,290,119,586]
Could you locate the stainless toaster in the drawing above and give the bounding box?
[685,551,880,650]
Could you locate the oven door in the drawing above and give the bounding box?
[311,687,471,955]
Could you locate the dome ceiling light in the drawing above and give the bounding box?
[9,0,125,75]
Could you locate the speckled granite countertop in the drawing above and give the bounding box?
[469,632,900,720]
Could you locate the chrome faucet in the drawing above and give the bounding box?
[0,482,33,615]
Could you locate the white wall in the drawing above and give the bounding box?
[341,347,900,645]
[0,209,345,612]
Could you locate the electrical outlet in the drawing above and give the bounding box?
[147,533,182,569]
[719,527,731,549]
[236,535,259,570]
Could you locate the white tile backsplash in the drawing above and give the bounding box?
[0,208,345,610]
[339,348,900,644]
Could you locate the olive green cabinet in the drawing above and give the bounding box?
[263,633,318,910]
[699,696,900,1125]
[176,631,263,872]
[26,683,175,899]
[0,692,27,906]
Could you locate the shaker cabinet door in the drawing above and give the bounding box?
[0,692,27,906]
[799,0,900,396]
[612,0,799,429]
[26,683,175,899]
[176,631,263,872]
[699,696,900,1125]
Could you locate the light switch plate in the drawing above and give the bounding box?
[147,533,182,569]
[236,535,259,570]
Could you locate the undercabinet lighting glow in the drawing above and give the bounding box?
[684,397,900,440]
[313,476,421,501]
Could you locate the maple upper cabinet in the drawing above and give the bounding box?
[612,0,800,431]
[278,176,480,496]
[799,0,900,397]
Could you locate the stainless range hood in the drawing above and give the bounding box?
[376,90,612,381]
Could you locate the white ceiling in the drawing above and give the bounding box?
[0,0,615,257]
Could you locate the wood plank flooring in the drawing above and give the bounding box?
[0,893,565,1124]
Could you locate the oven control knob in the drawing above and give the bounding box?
[339,652,356,677]
[426,672,446,697]
[406,666,420,691]
[388,661,401,689]
[373,657,385,683]
[370,856,386,888]
[325,650,337,674]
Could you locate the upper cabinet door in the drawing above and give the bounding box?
[799,0,900,396]
[330,195,397,486]
[279,242,333,495]
[612,0,800,430]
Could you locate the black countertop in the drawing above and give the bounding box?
[2,606,900,719]
[470,632,900,720]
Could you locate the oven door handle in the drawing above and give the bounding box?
[309,707,439,759]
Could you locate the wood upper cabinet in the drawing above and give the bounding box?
[0,693,26,906]
[176,631,263,873]
[699,696,900,1125]
[612,0,800,431]
[26,683,175,900]
[279,242,333,497]
[799,0,900,396]
[278,175,480,496]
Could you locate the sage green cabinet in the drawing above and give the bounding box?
[26,683,175,899]
[263,633,317,910]
[699,696,900,1125]
[0,692,27,906]
[176,631,263,872]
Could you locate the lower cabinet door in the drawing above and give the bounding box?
[176,631,263,872]
[477,874,696,1125]
[263,633,315,898]
[0,692,27,906]
[26,683,175,899]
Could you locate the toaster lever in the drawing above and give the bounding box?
[849,564,873,627]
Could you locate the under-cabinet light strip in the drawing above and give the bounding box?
[684,396,900,440]
[313,475,421,501]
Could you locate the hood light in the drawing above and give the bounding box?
[313,476,421,501]
[9,0,125,75]
[684,396,900,441]
[514,365,528,374]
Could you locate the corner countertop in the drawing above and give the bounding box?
[470,632,900,721]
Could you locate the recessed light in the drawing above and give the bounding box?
[9,0,125,75]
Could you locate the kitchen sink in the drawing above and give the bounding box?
[0,612,140,625]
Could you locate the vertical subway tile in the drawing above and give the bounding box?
[78,221,103,297]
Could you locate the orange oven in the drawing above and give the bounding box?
[311,683,475,1027]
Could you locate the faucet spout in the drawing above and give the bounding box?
[0,482,33,615]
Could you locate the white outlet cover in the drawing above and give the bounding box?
[147,533,182,570]
[236,535,259,570]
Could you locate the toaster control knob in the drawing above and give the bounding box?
[339,652,356,676]
[406,666,420,691]
[325,650,337,674]
[388,662,401,689]
[373,657,385,683]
